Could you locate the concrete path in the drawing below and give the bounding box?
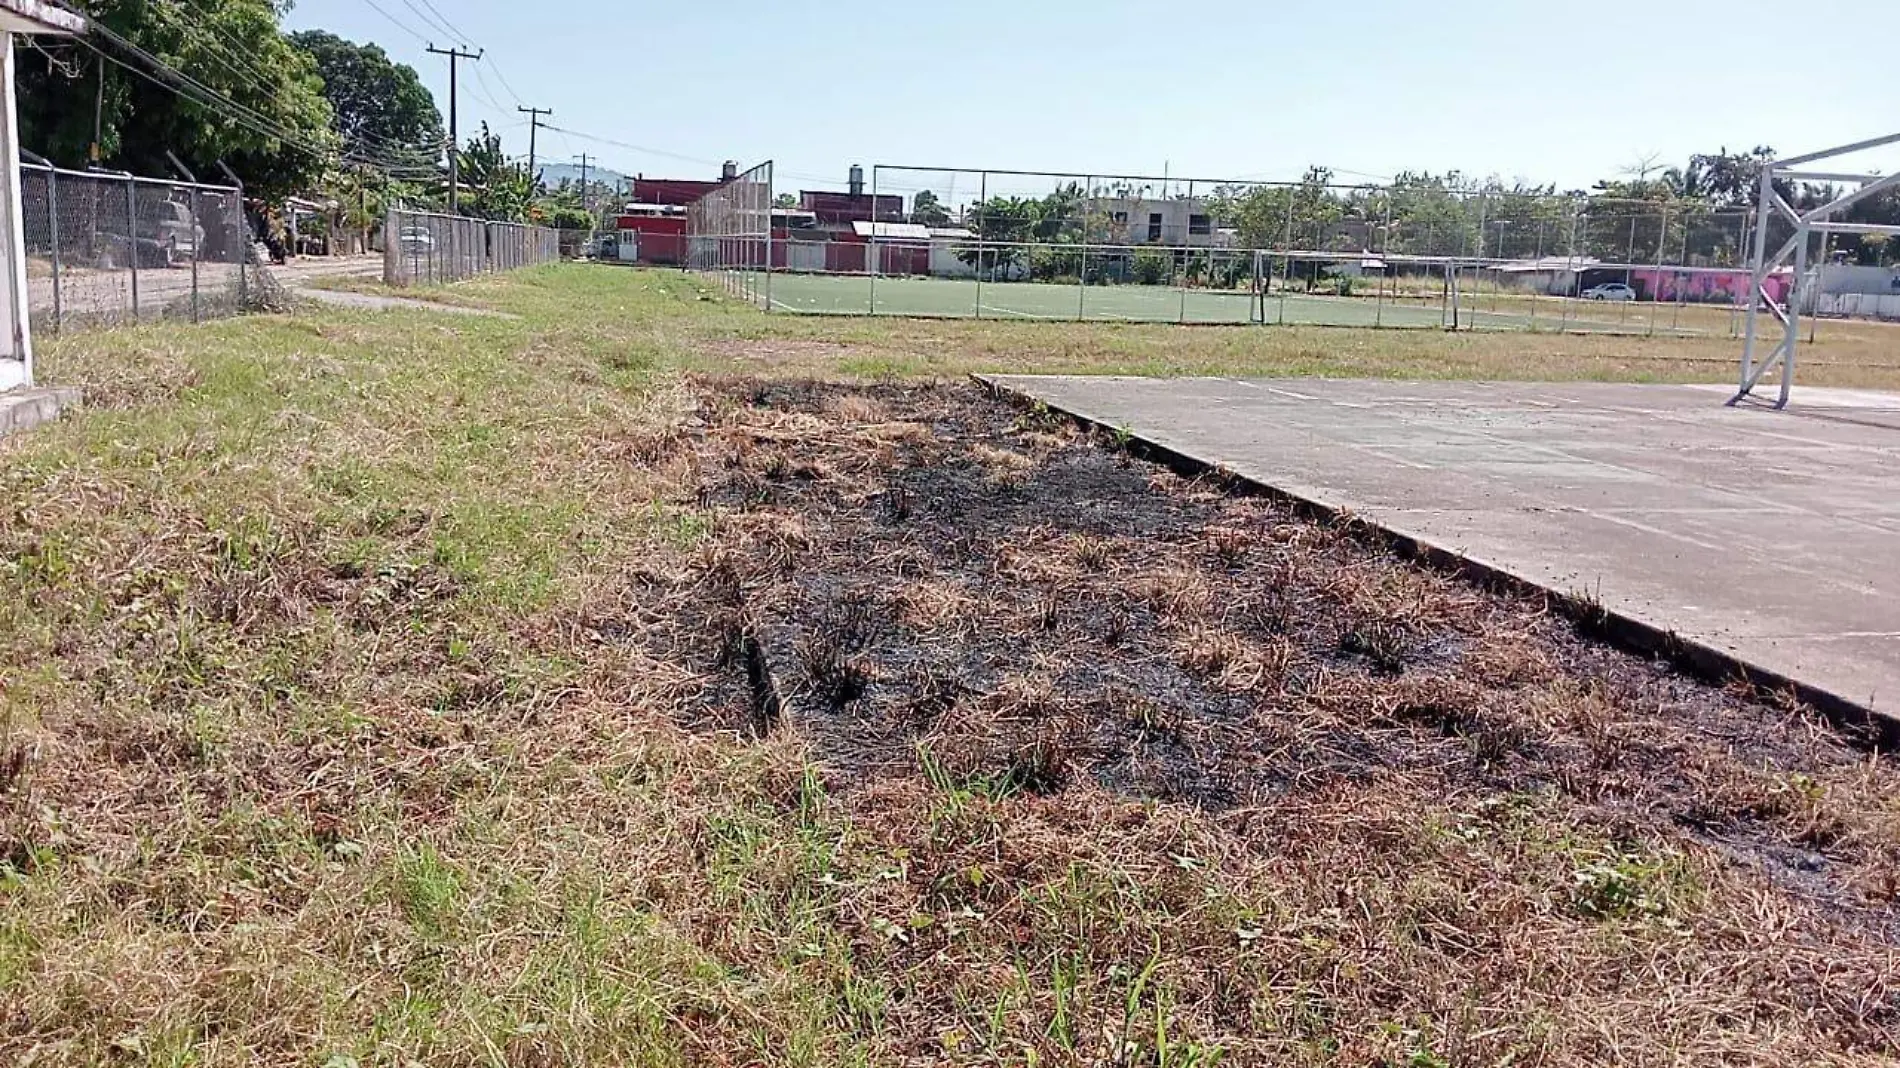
[292,286,513,318]
[984,376,1900,720]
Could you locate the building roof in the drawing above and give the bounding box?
[1498,256,1602,273]
[0,0,85,34]
[852,220,932,241]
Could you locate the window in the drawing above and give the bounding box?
[1111,211,1128,224]
[1147,212,1164,242]
[1189,214,1212,236]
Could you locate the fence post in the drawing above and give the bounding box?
[22,152,58,334]
[216,162,246,309]
[165,151,200,323]
[124,173,139,319]
[46,167,58,334]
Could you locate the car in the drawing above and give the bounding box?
[142,199,203,267]
[395,226,435,253]
[1581,282,1637,301]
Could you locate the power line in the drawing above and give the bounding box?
[66,17,437,180]
[486,59,527,109]
[356,0,431,44]
[396,0,460,44]
[411,0,474,50]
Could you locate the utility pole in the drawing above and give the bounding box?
[575,152,593,221]
[517,106,551,189]
[426,44,482,214]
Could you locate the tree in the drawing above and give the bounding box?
[456,123,531,221]
[17,0,334,197]
[910,189,950,227]
[959,196,1038,278]
[773,193,798,209]
[290,30,443,175]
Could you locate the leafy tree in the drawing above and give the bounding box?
[456,123,531,221]
[290,30,443,176]
[17,0,334,198]
[910,189,950,227]
[959,195,1038,278]
[773,192,798,209]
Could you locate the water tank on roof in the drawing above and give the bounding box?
[849,164,864,197]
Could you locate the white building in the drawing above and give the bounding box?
[1,0,86,395]
[1084,196,1232,248]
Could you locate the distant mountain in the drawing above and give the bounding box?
[536,162,630,189]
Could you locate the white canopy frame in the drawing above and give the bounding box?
[1735,132,1900,409]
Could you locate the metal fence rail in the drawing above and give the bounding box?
[684,160,773,308]
[681,161,1828,336]
[383,208,562,286]
[21,161,255,332]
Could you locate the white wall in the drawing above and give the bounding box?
[928,242,1026,281]
[1810,291,1900,320]
[1817,263,1900,296]
[1086,196,1227,248]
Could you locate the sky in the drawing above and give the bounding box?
[285,0,1900,199]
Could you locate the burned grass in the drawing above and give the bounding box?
[9,268,1900,1064]
[642,375,1900,1061]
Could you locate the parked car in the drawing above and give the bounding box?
[144,199,202,266]
[396,226,435,254]
[94,199,205,269]
[1581,282,1637,301]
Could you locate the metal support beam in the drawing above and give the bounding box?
[1778,130,1900,168]
[1780,170,1883,184]
[1798,169,1900,222]
[1736,132,1900,409]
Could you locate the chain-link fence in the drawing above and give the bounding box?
[684,160,773,308]
[382,208,562,286]
[723,164,1799,336]
[21,161,258,332]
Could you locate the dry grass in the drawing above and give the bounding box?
[2,265,1896,1066]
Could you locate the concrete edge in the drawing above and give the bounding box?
[974,373,1896,750]
[0,386,83,440]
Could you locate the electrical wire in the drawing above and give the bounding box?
[411,0,472,44]
[395,0,462,45]
[357,0,432,45]
[69,23,436,179]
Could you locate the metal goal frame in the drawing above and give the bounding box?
[1736,133,1900,408]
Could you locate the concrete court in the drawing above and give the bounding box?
[983,375,1900,720]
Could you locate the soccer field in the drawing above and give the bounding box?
[754,272,1713,335]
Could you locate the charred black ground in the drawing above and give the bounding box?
[622,378,1900,937]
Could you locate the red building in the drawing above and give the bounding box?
[611,162,904,270]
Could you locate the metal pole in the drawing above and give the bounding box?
[1528,217,1543,331]
[1376,195,1392,327]
[125,174,138,319]
[869,164,879,315]
[1178,179,1192,325]
[216,161,245,309]
[1648,205,1669,337]
[1739,170,1775,394]
[24,156,61,334]
[1080,174,1092,322]
[1782,220,1809,408]
[1278,191,1294,324]
[166,152,200,323]
[1674,217,1690,334]
[1562,206,1579,332]
[974,170,986,318]
[763,161,774,313]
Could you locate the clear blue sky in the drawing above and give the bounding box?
[286,0,1900,195]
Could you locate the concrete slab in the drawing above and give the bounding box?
[983,375,1900,722]
[0,386,80,439]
